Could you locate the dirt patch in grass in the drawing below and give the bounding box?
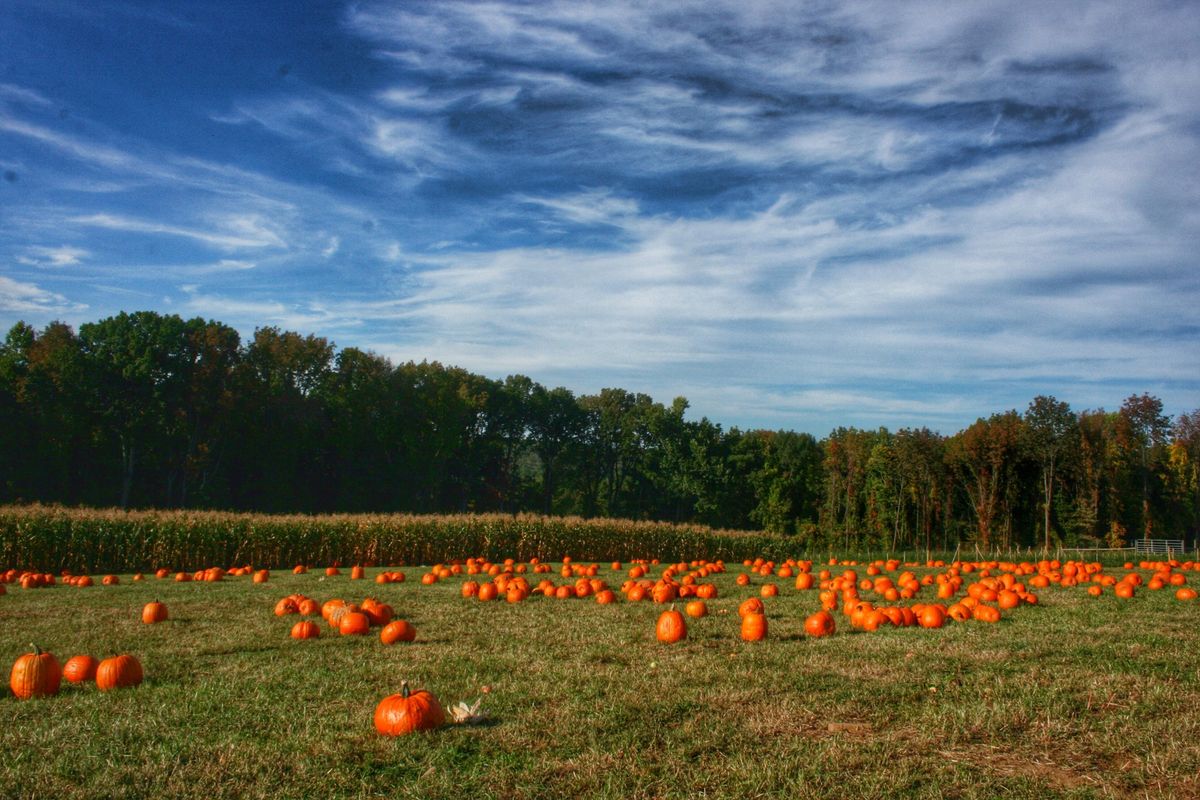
[939,744,1109,794]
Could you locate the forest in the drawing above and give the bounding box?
[1,310,1196,551]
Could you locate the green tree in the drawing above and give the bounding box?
[1118,394,1171,539]
[892,428,946,553]
[527,385,586,515]
[947,411,1023,549]
[79,312,193,508]
[1023,395,1076,550]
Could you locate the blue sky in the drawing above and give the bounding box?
[2,0,1197,434]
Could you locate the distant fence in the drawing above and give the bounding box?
[1134,539,1187,556]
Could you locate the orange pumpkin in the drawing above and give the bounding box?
[804,611,835,638]
[656,608,687,643]
[290,620,321,640]
[374,682,445,736]
[738,597,765,618]
[339,612,371,636]
[11,646,62,698]
[96,654,143,691]
[740,611,767,642]
[62,654,99,684]
[142,600,168,624]
[917,605,946,629]
[380,620,417,644]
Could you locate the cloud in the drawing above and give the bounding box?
[0,83,52,108]
[69,213,286,250]
[2,1,1197,433]
[16,245,90,267]
[0,276,85,314]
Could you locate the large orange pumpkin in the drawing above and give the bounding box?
[917,605,946,629]
[142,600,168,624]
[804,611,836,638]
[741,611,767,642]
[339,612,371,636]
[656,608,687,643]
[380,620,417,644]
[96,654,143,691]
[10,646,62,699]
[374,682,445,736]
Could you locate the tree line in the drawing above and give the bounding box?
[1,311,1196,550]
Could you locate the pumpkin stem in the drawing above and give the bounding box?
[401,680,410,699]
[31,643,41,656]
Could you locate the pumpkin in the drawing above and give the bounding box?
[62,654,99,683]
[142,600,168,624]
[11,645,62,699]
[297,598,320,616]
[339,612,371,636]
[95,654,143,691]
[685,600,707,618]
[595,589,616,605]
[374,682,445,736]
[275,598,299,616]
[740,611,767,642]
[804,611,836,638]
[656,608,687,643]
[738,597,765,618]
[380,620,417,645]
[321,598,346,621]
[917,605,946,629]
[363,602,394,627]
[351,565,365,580]
[972,604,1001,623]
[291,620,321,639]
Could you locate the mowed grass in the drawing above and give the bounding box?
[3,564,1200,800]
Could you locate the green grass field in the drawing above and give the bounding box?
[3,563,1199,800]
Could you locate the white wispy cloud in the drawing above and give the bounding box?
[2,1,1196,432]
[16,245,90,267]
[0,276,85,314]
[69,212,286,250]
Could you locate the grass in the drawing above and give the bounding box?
[3,563,1200,800]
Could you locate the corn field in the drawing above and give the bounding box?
[0,505,799,572]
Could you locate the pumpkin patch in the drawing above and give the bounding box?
[3,548,1199,797]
